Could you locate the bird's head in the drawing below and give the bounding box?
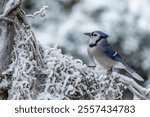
[84,31,109,47]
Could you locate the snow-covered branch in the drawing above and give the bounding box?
[0,0,21,75]
[0,0,23,99]
[26,5,48,19]
[112,72,150,100]
[3,0,21,17]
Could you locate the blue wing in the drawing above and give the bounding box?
[103,45,122,62]
[102,44,144,81]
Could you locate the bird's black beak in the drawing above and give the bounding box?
[84,32,91,37]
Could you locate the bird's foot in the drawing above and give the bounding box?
[107,67,113,75]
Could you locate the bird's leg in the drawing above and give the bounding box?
[88,65,96,68]
[107,66,113,75]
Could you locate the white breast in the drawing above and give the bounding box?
[88,46,117,69]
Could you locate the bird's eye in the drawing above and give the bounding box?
[93,34,97,37]
[92,33,97,37]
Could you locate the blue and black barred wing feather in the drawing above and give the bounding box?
[104,45,122,62]
[103,45,144,81]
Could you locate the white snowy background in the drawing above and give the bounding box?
[22,0,150,91]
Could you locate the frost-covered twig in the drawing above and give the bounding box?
[0,0,21,26]
[26,5,48,19]
[112,72,150,100]
[16,9,45,67]
[3,0,21,17]
[128,86,147,100]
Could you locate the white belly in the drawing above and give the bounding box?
[88,47,117,69]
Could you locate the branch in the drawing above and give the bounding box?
[26,5,48,19]
[0,0,21,25]
[2,0,21,17]
[0,0,22,75]
[112,72,150,100]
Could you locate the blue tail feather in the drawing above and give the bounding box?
[122,62,144,81]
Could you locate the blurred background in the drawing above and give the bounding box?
[22,0,150,98]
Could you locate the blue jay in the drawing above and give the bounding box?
[84,31,144,81]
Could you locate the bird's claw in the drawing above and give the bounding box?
[107,67,113,75]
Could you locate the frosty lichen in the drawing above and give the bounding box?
[1,24,123,100]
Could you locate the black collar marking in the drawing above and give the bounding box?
[89,38,101,47]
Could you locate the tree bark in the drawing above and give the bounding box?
[0,0,6,14]
[0,0,15,74]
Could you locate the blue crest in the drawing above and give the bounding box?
[94,31,109,38]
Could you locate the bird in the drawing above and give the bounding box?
[84,30,144,81]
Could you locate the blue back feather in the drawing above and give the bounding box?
[104,45,122,62]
